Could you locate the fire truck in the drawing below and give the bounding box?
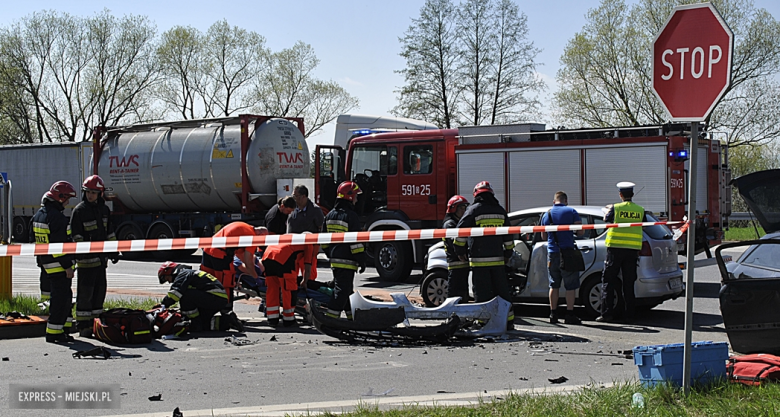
[315,118,731,281]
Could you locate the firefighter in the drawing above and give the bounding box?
[201,222,267,307]
[454,181,516,331]
[261,237,315,327]
[597,182,647,324]
[157,262,243,332]
[443,195,470,303]
[70,175,118,337]
[321,181,366,319]
[32,181,77,343]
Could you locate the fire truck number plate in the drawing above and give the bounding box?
[402,184,431,196]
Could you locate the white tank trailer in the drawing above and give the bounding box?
[89,116,309,251]
[97,117,309,213]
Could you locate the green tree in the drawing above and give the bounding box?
[554,0,780,147]
[156,26,205,119]
[251,41,358,138]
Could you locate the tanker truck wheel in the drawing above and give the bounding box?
[117,224,144,260]
[12,217,28,243]
[373,241,413,282]
[148,224,196,260]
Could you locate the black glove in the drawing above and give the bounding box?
[110,254,119,264]
[358,262,366,274]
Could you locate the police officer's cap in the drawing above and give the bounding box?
[616,181,635,193]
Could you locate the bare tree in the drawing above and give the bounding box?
[458,0,495,125]
[83,11,162,133]
[393,0,461,128]
[489,0,544,124]
[251,41,358,137]
[0,10,160,142]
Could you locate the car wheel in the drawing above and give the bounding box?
[579,274,617,318]
[374,241,413,282]
[421,270,449,307]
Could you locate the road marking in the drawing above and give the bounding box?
[103,383,611,417]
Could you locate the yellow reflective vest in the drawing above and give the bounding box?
[605,201,644,250]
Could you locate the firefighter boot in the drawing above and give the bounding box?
[46,333,75,344]
[224,311,244,332]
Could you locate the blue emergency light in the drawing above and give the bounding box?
[669,149,689,161]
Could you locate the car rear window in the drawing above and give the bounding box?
[643,213,673,240]
[592,212,672,239]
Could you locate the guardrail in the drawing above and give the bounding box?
[729,212,757,222]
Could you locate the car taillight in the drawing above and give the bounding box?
[639,241,652,257]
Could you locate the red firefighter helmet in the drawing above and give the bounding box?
[446,195,469,213]
[82,175,105,192]
[473,181,494,197]
[336,181,362,203]
[44,181,77,204]
[158,261,180,284]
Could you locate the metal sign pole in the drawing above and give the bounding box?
[682,121,699,395]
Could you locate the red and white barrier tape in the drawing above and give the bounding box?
[0,221,682,257]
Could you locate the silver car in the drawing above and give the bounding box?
[420,205,684,317]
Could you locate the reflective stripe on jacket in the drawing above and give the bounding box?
[605,201,644,250]
[32,199,74,274]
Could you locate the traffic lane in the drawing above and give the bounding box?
[0,316,635,417]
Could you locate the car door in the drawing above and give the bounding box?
[509,212,549,298]
[575,214,600,275]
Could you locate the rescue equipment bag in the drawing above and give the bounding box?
[93,308,152,345]
[147,308,189,338]
[727,353,780,386]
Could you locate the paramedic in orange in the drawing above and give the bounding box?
[201,222,268,307]
[261,239,315,327]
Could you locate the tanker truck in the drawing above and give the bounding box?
[89,115,310,256]
[0,115,309,252]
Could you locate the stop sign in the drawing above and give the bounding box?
[653,3,733,122]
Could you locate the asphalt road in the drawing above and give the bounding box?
[1,248,743,417]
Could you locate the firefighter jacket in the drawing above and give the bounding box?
[31,197,75,275]
[454,194,515,268]
[321,199,365,271]
[605,201,646,250]
[70,195,117,268]
[162,269,228,308]
[443,213,468,270]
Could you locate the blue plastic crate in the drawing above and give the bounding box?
[633,341,729,387]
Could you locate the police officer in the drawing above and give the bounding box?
[454,181,516,331]
[321,181,365,319]
[157,262,243,332]
[597,181,646,323]
[70,175,118,337]
[33,181,77,343]
[443,195,469,303]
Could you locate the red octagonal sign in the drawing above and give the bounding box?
[653,3,733,122]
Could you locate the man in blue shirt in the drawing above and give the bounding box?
[541,191,583,325]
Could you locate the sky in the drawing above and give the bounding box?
[2,0,779,151]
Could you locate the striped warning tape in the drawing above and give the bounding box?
[0,221,682,257]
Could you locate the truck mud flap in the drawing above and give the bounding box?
[720,278,780,355]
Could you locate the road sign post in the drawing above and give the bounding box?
[653,2,733,395]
